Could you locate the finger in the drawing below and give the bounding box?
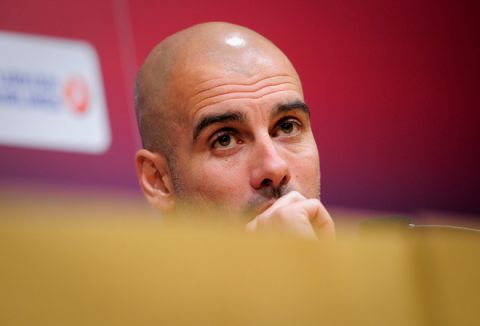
[307,199,335,239]
[259,191,306,217]
[245,217,257,232]
[249,197,314,234]
[275,199,335,239]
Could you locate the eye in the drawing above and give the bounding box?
[217,134,232,147]
[280,121,294,134]
[211,131,241,150]
[273,118,302,137]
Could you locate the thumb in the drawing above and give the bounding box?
[245,217,258,232]
[310,200,335,239]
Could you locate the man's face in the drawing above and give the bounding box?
[167,60,321,219]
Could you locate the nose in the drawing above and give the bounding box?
[249,136,291,190]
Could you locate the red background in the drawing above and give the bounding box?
[1,0,479,214]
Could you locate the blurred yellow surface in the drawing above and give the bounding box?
[0,184,479,325]
[0,219,478,326]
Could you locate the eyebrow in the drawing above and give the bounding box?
[191,101,310,143]
[274,101,310,118]
[193,110,246,142]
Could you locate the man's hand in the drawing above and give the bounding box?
[245,191,335,240]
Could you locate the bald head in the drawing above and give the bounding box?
[135,22,301,157]
[134,22,322,218]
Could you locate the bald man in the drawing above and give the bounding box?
[134,22,334,239]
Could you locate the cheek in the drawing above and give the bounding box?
[289,145,320,196]
[182,155,250,200]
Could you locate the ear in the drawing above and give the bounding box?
[135,149,176,213]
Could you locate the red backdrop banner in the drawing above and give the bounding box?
[1,0,479,214]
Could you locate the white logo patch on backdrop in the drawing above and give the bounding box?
[0,31,111,154]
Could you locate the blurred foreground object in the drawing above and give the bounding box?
[0,215,478,325]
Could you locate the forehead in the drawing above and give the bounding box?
[180,66,304,119]
[162,40,305,138]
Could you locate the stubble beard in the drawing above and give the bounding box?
[169,158,321,221]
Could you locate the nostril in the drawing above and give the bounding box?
[261,179,272,187]
[280,175,289,186]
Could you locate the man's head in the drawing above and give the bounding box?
[135,22,320,219]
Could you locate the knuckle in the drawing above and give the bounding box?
[256,214,268,226]
[287,191,304,200]
[256,212,275,227]
[275,206,291,220]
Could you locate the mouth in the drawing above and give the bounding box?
[241,198,275,222]
[244,185,295,221]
